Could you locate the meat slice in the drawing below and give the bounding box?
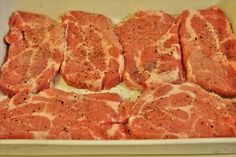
[116,11,185,90]
[0,88,129,139]
[61,11,124,91]
[178,7,236,97]
[128,82,236,139]
[0,11,65,97]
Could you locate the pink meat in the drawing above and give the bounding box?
[116,11,185,90]
[0,89,129,139]
[61,11,124,91]
[128,82,236,139]
[0,11,66,97]
[178,7,236,97]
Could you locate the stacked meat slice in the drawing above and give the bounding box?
[0,11,66,97]
[1,83,235,139]
[0,89,128,139]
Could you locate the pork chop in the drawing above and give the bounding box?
[178,7,236,97]
[128,82,236,139]
[61,11,124,91]
[0,88,128,139]
[115,11,185,90]
[0,11,66,97]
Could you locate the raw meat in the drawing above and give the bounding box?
[178,7,236,97]
[128,82,236,139]
[61,11,124,91]
[116,11,185,90]
[0,11,66,97]
[0,88,128,139]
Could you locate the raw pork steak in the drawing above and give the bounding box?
[61,11,124,91]
[128,82,236,139]
[116,11,185,90]
[178,7,236,97]
[0,88,128,139]
[0,11,65,97]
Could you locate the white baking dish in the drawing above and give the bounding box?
[0,0,236,156]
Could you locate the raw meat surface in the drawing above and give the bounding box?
[128,82,236,139]
[116,11,184,90]
[0,11,65,97]
[61,11,124,91]
[0,88,128,139]
[178,7,236,97]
